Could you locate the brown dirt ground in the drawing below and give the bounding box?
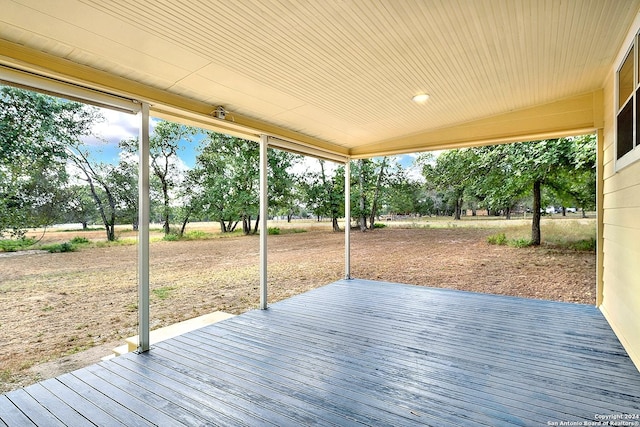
[0,225,595,394]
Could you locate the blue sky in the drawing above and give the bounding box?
[82,108,200,167]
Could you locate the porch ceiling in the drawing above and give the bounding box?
[0,0,638,158]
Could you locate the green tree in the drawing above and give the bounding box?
[499,139,575,245]
[418,137,595,245]
[120,121,197,235]
[550,134,597,217]
[326,163,345,232]
[351,158,389,230]
[109,159,139,229]
[0,86,100,237]
[196,133,302,235]
[197,134,258,234]
[172,168,200,236]
[68,149,120,241]
[466,137,595,244]
[299,160,344,231]
[299,166,326,221]
[269,151,304,223]
[420,149,477,220]
[64,185,99,229]
[384,167,434,217]
[466,145,528,219]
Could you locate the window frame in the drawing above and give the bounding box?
[616,33,640,171]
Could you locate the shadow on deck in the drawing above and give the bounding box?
[2,279,640,426]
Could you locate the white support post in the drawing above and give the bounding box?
[137,102,150,352]
[596,128,604,307]
[259,135,269,309]
[344,159,351,280]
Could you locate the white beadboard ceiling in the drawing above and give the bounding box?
[0,0,638,157]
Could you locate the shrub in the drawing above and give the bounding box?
[61,242,75,252]
[42,242,76,253]
[70,236,90,244]
[267,227,281,235]
[508,238,532,248]
[286,228,307,234]
[95,238,135,248]
[162,233,180,241]
[487,233,507,245]
[184,230,211,240]
[152,286,175,300]
[0,238,35,252]
[568,238,596,252]
[373,223,387,229]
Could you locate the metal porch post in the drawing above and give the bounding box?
[259,135,268,309]
[345,159,351,279]
[137,102,150,352]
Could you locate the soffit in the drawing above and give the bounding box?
[0,0,638,157]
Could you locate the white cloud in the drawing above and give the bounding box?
[405,162,425,183]
[81,107,160,147]
[288,156,338,177]
[87,108,140,146]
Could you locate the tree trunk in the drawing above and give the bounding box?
[531,180,542,246]
[561,207,566,216]
[369,157,387,230]
[454,197,462,220]
[253,214,260,235]
[162,183,170,236]
[219,219,227,233]
[505,206,511,220]
[106,220,115,242]
[242,215,250,235]
[332,217,340,232]
[82,221,88,230]
[83,169,115,241]
[582,208,587,218]
[359,160,367,232]
[179,214,190,237]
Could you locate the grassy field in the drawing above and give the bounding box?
[5,213,596,251]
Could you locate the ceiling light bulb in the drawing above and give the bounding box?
[412,93,430,103]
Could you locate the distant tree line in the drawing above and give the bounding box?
[0,86,595,246]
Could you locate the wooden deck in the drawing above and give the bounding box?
[2,279,640,426]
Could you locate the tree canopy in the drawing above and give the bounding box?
[0,86,99,237]
[418,137,596,244]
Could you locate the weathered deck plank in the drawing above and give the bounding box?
[2,279,639,426]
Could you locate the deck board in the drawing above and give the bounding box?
[14,383,93,427]
[2,279,640,426]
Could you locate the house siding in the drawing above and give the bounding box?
[601,12,640,371]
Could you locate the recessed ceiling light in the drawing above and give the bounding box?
[412,93,430,103]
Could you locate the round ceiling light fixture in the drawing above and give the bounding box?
[412,93,430,103]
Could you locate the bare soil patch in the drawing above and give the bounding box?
[0,226,595,393]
